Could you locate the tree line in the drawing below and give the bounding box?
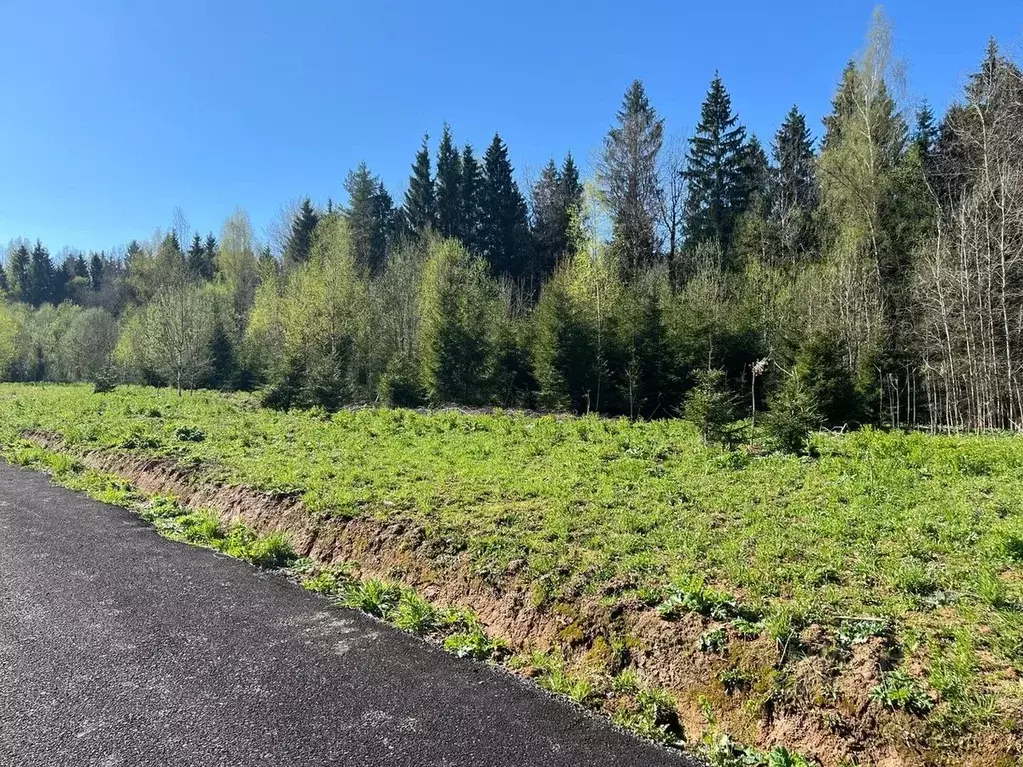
[3,9,1021,435]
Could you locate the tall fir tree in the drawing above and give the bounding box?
[403,134,435,237]
[26,240,54,307]
[88,252,104,291]
[345,162,380,272]
[284,198,319,269]
[530,159,565,280]
[460,143,483,253]
[685,73,750,257]
[771,105,819,260]
[598,80,664,275]
[7,243,30,302]
[370,182,396,274]
[204,233,219,268]
[530,153,584,281]
[479,134,531,279]
[434,124,463,239]
[913,101,938,159]
[187,233,214,280]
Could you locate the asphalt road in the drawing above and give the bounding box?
[0,460,696,767]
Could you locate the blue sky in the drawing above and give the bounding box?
[1,0,1020,255]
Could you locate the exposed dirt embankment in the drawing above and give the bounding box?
[23,430,951,767]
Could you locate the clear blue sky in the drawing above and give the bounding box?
[1,0,1020,255]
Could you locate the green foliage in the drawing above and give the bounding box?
[763,373,820,455]
[599,80,664,275]
[699,627,728,653]
[658,576,746,620]
[685,75,751,255]
[377,355,427,407]
[683,368,738,446]
[402,134,435,237]
[478,133,531,279]
[284,198,320,269]
[443,626,503,660]
[792,334,860,428]
[343,579,402,618]
[392,591,441,635]
[870,669,934,714]
[418,238,497,405]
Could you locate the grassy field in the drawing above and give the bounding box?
[1,384,1021,763]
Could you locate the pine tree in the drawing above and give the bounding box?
[461,143,483,253]
[599,80,663,275]
[435,124,463,239]
[8,244,30,302]
[685,74,750,256]
[345,162,379,272]
[771,105,819,260]
[284,198,319,269]
[403,134,435,237]
[479,133,531,279]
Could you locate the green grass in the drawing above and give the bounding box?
[0,383,1021,756]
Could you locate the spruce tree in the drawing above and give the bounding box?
[479,133,531,279]
[742,136,771,215]
[370,182,396,274]
[685,74,750,256]
[530,153,584,281]
[598,80,663,275]
[461,143,483,253]
[530,159,565,280]
[8,244,30,302]
[284,198,319,269]
[27,240,54,307]
[188,233,214,280]
[560,153,583,224]
[912,101,938,159]
[345,162,379,271]
[403,134,435,237]
[0,266,8,296]
[204,233,219,269]
[771,105,819,260]
[434,124,463,239]
[822,62,861,152]
[89,253,104,291]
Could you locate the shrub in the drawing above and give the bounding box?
[91,364,119,394]
[342,579,401,618]
[793,333,862,428]
[683,368,738,447]
[174,425,206,442]
[870,669,933,714]
[378,355,427,407]
[764,373,821,454]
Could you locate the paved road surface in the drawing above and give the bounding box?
[0,460,696,767]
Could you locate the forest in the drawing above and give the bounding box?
[2,9,1021,437]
